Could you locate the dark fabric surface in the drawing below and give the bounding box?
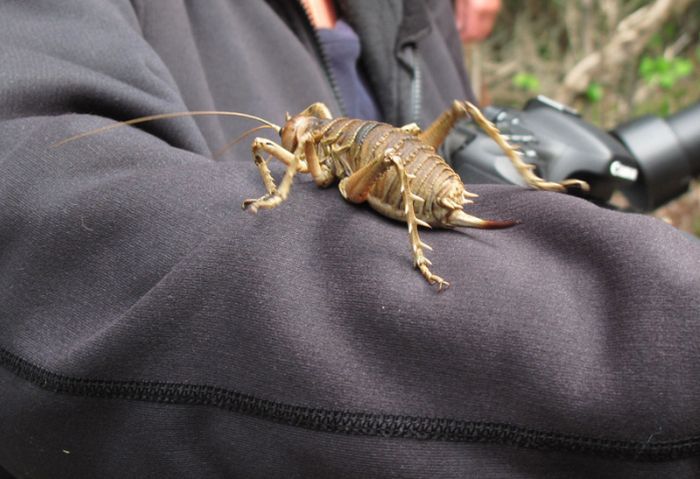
[1,0,699,477]
[2,367,700,479]
[317,20,382,120]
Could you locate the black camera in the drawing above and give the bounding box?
[448,96,700,211]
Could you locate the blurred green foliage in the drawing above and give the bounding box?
[478,0,700,236]
[639,56,693,89]
[484,0,700,122]
[585,82,604,103]
[512,72,540,92]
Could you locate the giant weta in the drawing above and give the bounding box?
[56,100,589,290]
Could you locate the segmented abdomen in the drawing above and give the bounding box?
[319,118,461,225]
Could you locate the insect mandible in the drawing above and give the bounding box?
[55,100,589,290]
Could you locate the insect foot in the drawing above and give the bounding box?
[415,256,450,291]
[241,196,264,213]
[241,194,280,213]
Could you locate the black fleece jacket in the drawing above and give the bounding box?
[1,1,699,478]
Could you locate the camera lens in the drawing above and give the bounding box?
[667,102,700,177]
[612,102,700,211]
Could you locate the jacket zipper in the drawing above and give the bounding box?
[296,1,347,116]
[407,46,422,124]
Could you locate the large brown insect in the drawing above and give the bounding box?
[56,100,588,290]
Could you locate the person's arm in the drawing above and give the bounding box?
[0,0,254,363]
[2,1,700,477]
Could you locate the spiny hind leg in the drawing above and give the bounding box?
[242,138,304,212]
[461,102,589,192]
[418,100,471,150]
[337,149,447,289]
[387,151,448,290]
[421,100,588,192]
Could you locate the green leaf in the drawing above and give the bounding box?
[512,72,540,92]
[586,82,604,103]
[658,72,675,89]
[639,56,693,88]
[656,57,671,74]
[639,56,656,80]
[672,58,693,78]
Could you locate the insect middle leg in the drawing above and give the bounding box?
[241,137,306,212]
[339,150,448,290]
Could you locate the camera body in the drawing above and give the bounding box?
[448,96,700,211]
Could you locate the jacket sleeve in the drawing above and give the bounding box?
[2,1,700,478]
[0,0,239,330]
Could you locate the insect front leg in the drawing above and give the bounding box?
[241,137,306,213]
[303,137,336,188]
[339,150,449,290]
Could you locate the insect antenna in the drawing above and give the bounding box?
[52,110,281,147]
[212,124,277,159]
